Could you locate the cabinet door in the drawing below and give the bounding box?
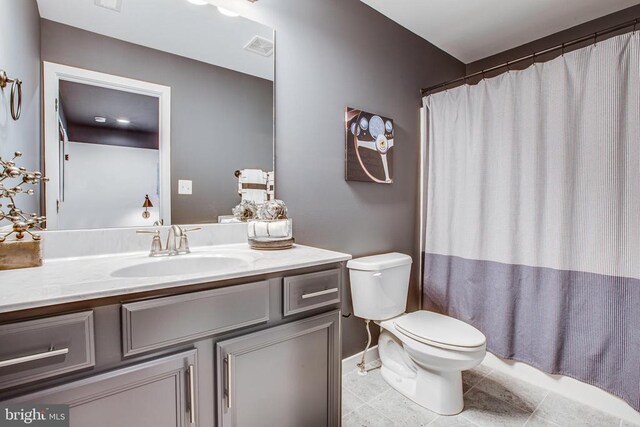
[217,310,340,427]
[9,350,197,427]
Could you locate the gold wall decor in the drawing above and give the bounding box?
[0,151,48,269]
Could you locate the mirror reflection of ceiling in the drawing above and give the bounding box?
[59,81,160,150]
[36,0,274,81]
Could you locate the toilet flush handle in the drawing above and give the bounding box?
[373,272,382,277]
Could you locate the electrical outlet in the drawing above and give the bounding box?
[178,180,192,195]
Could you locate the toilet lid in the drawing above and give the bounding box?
[394,311,486,349]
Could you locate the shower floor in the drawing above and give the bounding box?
[342,360,635,427]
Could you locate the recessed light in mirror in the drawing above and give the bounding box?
[117,118,131,125]
[217,6,239,17]
[94,116,107,123]
[187,0,208,5]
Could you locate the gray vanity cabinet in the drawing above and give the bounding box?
[9,350,197,427]
[216,310,340,427]
[1,262,346,426]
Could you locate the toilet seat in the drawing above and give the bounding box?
[394,311,486,352]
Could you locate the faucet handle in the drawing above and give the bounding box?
[179,234,191,254]
[136,229,160,235]
[137,229,163,256]
[177,227,200,254]
[182,227,202,233]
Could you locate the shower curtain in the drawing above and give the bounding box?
[422,32,640,411]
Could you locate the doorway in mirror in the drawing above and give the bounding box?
[43,63,172,230]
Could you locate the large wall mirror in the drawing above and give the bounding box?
[5,0,274,230]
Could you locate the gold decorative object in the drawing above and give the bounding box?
[0,151,48,242]
[0,240,42,270]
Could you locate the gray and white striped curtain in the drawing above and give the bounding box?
[422,32,640,411]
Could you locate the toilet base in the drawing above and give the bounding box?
[380,364,464,415]
[377,329,473,416]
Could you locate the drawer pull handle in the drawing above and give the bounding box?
[225,355,234,409]
[0,347,69,368]
[187,364,196,424]
[301,288,338,300]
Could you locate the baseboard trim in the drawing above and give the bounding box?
[342,345,379,374]
[482,352,640,424]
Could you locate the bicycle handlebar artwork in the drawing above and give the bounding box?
[345,107,394,184]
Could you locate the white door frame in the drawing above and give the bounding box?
[43,61,171,229]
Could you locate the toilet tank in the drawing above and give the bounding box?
[347,253,412,321]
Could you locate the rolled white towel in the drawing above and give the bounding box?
[249,219,291,239]
[253,221,270,237]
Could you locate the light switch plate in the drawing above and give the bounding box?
[178,180,192,195]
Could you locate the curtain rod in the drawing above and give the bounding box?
[421,17,640,97]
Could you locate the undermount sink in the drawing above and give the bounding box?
[111,253,255,278]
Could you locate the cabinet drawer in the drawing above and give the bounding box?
[0,311,95,389]
[122,281,270,356]
[283,269,341,316]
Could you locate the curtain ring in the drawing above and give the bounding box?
[481,70,486,81]
[634,20,638,33]
[506,61,511,72]
[561,43,566,55]
[10,79,22,121]
[593,32,598,46]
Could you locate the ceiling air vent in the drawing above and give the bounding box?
[244,36,274,57]
[94,0,123,12]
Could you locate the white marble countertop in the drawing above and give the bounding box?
[0,243,351,314]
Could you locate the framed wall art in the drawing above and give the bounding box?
[345,107,394,184]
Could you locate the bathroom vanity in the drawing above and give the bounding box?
[0,225,350,427]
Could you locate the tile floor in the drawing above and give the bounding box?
[342,361,636,427]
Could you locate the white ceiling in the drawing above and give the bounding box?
[36,0,274,80]
[360,0,640,63]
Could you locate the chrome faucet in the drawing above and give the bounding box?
[137,225,201,257]
[166,225,183,256]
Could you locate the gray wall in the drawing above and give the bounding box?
[0,0,41,216]
[467,3,640,75]
[245,0,465,357]
[40,19,274,224]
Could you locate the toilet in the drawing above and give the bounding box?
[347,252,486,415]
